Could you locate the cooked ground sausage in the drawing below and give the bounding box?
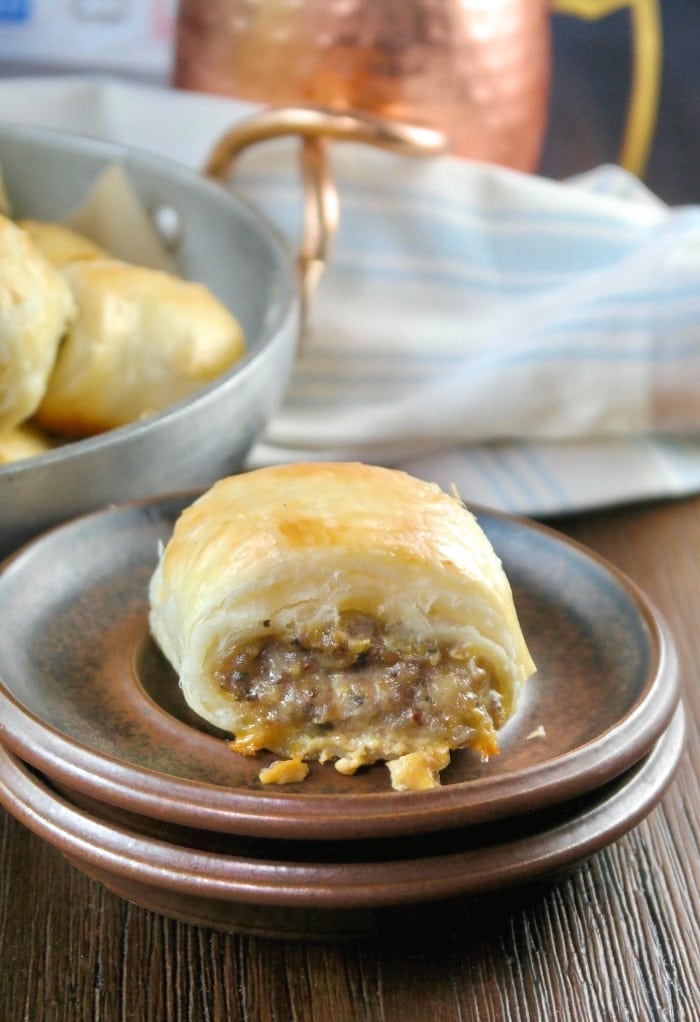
[214,611,505,757]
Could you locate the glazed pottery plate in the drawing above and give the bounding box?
[0,705,686,940]
[0,494,680,840]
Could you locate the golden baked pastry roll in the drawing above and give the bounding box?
[149,463,536,790]
[35,258,246,437]
[18,219,107,268]
[0,214,76,432]
[0,422,54,464]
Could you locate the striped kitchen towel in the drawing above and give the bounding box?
[236,135,700,515]
[1,75,699,516]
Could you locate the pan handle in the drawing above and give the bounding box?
[203,106,447,347]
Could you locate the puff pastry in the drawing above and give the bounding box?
[0,422,54,464]
[0,214,76,432]
[18,219,107,268]
[149,463,536,790]
[35,258,246,437]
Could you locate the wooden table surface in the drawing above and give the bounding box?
[1,3,699,1020]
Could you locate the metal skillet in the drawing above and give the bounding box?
[0,110,445,557]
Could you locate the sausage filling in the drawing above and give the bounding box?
[214,611,505,763]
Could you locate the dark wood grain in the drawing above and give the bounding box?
[1,4,699,1019]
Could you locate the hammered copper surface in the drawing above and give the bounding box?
[174,0,551,171]
[0,496,680,841]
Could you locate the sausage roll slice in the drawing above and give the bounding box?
[0,422,54,464]
[0,214,76,432]
[35,258,246,438]
[17,219,108,269]
[148,463,536,790]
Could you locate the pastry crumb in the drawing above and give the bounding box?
[526,724,546,740]
[258,757,309,785]
[334,752,367,776]
[386,747,450,792]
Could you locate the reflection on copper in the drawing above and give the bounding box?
[175,0,551,172]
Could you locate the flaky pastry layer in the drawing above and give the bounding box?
[0,214,76,432]
[36,258,245,437]
[149,463,536,790]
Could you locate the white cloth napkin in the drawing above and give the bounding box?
[2,75,699,517]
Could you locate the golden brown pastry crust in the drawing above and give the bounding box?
[35,258,246,437]
[0,422,54,464]
[17,219,107,268]
[0,215,76,432]
[149,463,536,788]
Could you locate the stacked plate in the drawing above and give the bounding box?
[0,495,685,940]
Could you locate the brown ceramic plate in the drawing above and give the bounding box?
[0,705,686,940]
[0,494,680,840]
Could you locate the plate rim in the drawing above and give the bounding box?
[0,703,686,914]
[0,495,682,840]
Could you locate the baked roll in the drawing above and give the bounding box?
[35,258,246,437]
[0,214,76,433]
[18,219,108,268]
[0,422,54,464]
[149,463,536,790]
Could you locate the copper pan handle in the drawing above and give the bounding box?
[203,106,447,347]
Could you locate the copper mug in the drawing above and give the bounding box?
[174,0,660,175]
[174,0,551,172]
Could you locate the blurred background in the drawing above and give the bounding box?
[0,0,696,203]
[541,0,699,204]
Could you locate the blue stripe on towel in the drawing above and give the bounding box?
[236,177,661,274]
